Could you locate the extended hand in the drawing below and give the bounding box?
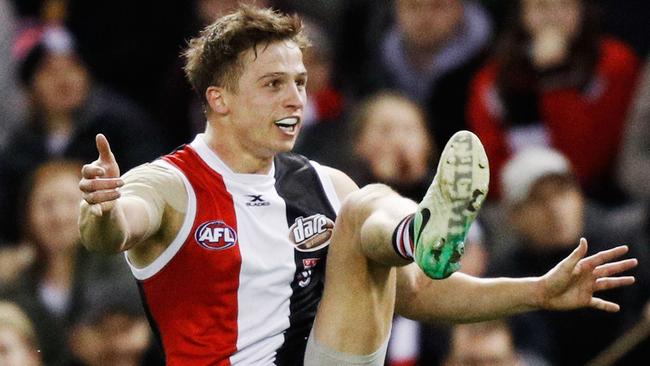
[79,134,123,216]
[539,238,637,312]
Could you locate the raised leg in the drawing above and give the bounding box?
[308,131,489,363]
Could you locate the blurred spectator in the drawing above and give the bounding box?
[292,16,347,167]
[0,24,164,243]
[618,58,650,205]
[0,0,27,150]
[339,0,493,154]
[1,160,136,366]
[467,0,640,204]
[0,301,43,366]
[616,57,650,365]
[488,147,649,365]
[443,320,545,366]
[68,282,152,366]
[346,91,435,199]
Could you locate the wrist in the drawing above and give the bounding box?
[532,275,550,310]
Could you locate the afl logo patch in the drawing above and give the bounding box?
[289,214,334,252]
[195,220,237,250]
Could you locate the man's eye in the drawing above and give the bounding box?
[267,80,281,88]
[296,79,306,87]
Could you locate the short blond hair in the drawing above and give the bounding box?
[184,5,308,100]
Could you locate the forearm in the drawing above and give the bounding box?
[396,267,543,323]
[79,197,151,253]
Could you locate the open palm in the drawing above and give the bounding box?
[539,238,637,312]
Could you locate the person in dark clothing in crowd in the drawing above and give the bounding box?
[336,0,493,154]
[0,24,165,243]
[467,0,640,204]
[489,147,650,366]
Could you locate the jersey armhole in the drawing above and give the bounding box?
[124,159,197,280]
[309,160,341,214]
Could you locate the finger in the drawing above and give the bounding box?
[594,259,638,277]
[96,134,115,164]
[82,189,121,205]
[594,276,635,292]
[81,163,106,179]
[562,238,588,271]
[79,178,124,193]
[582,245,629,268]
[589,297,620,312]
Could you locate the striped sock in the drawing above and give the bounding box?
[392,214,415,260]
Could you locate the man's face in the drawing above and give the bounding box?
[32,53,89,115]
[522,0,582,40]
[356,97,432,184]
[396,0,464,52]
[220,40,307,159]
[446,324,519,366]
[28,170,81,252]
[511,176,584,249]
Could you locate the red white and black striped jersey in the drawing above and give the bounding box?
[125,135,340,365]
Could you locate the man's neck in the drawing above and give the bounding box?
[203,126,274,175]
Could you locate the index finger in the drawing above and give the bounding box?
[81,163,106,179]
[96,134,115,163]
[582,245,630,268]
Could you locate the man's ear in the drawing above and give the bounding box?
[206,86,229,115]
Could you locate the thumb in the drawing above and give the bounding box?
[95,133,120,178]
[563,237,588,271]
[96,133,116,164]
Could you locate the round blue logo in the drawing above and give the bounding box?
[194,220,238,250]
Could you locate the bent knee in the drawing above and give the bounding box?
[338,183,395,228]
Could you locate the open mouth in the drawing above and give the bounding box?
[274,117,300,133]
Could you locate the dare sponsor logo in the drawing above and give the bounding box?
[289,214,334,252]
[195,220,237,250]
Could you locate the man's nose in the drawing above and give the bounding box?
[284,83,305,110]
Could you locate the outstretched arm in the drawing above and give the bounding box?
[396,238,637,323]
[78,134,156,253]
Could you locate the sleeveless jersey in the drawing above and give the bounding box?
[126,135,340,365]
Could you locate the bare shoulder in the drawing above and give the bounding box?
[122,162,183,186]
[121,162,187,211]
[320,165,359,202]
[123,162,189,268]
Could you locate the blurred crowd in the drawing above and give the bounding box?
[0,0,649,365]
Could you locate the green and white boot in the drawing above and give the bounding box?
[413,130,489,279]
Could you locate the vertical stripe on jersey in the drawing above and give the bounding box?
[139,147,241,365]
[273,153,337,365]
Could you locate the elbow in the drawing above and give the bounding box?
[79,235,124,255]
[79,230,126,254]
[78,215,128,254]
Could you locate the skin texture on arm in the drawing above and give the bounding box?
[396,265,538,323]
[78,134,162,254]
[396,239,637,323]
